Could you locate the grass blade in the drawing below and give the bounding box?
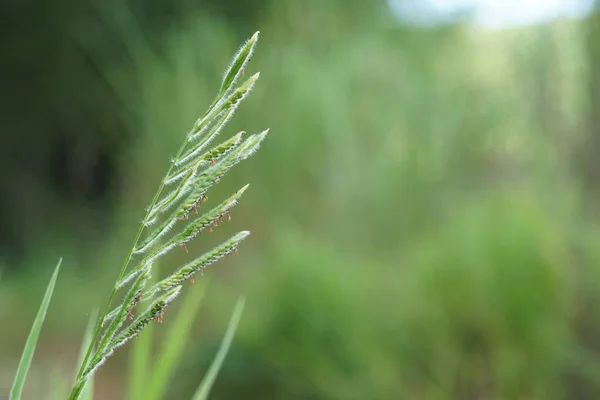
[146,278,209,400]
[46,368,68,400]
[191,296,246,400]
[10,257,62,400]
[127,319,154,400]
[77,309,99,400]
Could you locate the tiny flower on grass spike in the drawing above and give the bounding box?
[117,185,250,291]
[175,131,268,220]
[69,31,267,400]
[127,291,143,320]
[98,267,151,352]
[188,73,260,142]
[123,182,247,284]
[156,310,165,323]
[173,130,244,183]
[78,286,183,384]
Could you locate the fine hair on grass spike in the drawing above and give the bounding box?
[66,30,267,400]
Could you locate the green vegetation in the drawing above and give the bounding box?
[2,1,600,399]
[4,31,266,400]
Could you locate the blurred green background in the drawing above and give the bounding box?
[2,0,600,398]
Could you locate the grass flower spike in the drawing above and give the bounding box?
[65,30,267,400]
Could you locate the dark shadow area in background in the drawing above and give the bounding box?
[0,0,278,269]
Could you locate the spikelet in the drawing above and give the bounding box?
[146,231,250,297]
[78,286,182,383]
[119,186,250,288]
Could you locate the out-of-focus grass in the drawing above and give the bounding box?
[2,1,600,399]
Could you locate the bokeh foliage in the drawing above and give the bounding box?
[2,0,600,399]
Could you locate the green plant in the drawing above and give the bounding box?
[10,259,62,400]
[8,30,266,400]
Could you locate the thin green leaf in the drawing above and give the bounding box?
[76,310,98,400]
[191,296,246,400]
[146,278,209,400]
[10,258,62,400]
